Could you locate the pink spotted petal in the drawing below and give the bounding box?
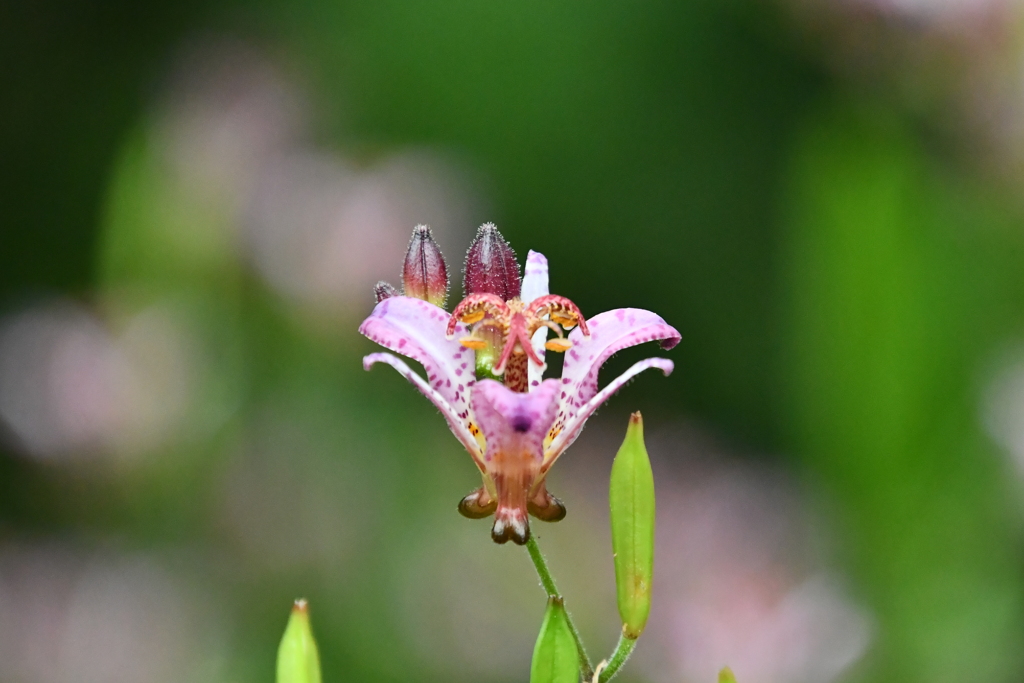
[471,378,560,466]
[521,250,550,305]
[522,250,550,388]
[544,357,674,470]
[363,352,485,472]
[556,308,679,428]
[359,296,476,422]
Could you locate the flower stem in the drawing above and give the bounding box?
[525,535,595,680]
[596,631,638,682]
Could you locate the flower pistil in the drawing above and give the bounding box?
[446,293,589,392]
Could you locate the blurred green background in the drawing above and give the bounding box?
[4,1,1024,682]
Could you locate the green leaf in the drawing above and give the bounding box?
[276,599,322,683]
[718,666,737,683]
[609,411,655,639]
[530,597,579,683]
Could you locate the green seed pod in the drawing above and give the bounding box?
[276,599,322,683]
[719,667,738,683]
[609,412,655,639]
[530,597,579,683]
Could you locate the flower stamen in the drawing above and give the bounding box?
[459,336,488,350]
[447,292,589,389]
[527,294,590,336]
[545,338,573,352]
[446,294,509,338]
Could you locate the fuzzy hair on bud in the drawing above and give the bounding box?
[374,281,400,303]
[463,223,521,301]
[402,225,449,308]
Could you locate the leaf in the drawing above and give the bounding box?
[530,597,579,683]
[276,599,322,683]
[609,411,655,639]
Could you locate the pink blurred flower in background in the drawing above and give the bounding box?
[0,544,224,683]
[635,427,873,683]
[0,300,200,463]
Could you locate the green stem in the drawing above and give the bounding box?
[525,535,595,681]
[596,631,638,682]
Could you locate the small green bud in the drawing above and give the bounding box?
[609,412,655,639]
[276,599,322,683]
[530,598,579,683]
[719,666,738,683]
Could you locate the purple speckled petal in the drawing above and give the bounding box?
[555,308,680,431]
[363,352,484,472]
[522,250,550,387]
[359,296,475,421]
[471,378,560,467]
[544,357,674,470]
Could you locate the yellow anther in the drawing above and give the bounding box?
[545,338,573,352]
[551,312,577,328]
[460,310,487,325]
[459,336,488,350]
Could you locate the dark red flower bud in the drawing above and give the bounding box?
[463,223,521,301]
[402,225,449,308]
[373,281,400,303]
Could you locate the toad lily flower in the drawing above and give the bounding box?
[359,227,680,544]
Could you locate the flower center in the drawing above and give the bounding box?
[446,293,590,391]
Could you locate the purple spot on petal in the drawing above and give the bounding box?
[511,414,532,433]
